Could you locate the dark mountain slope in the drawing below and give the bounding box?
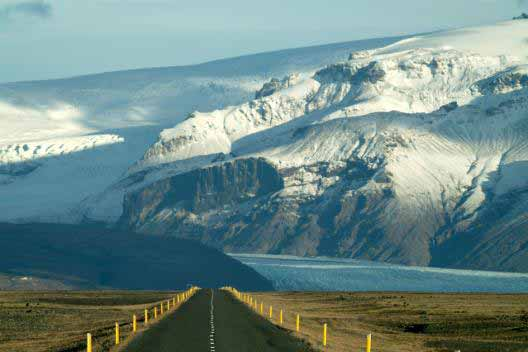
[0,223,273,291]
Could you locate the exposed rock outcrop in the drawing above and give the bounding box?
[255,74,301,98]
[120,157,284,234]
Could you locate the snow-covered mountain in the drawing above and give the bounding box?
[2,19,528,272]
[0,35,402,222]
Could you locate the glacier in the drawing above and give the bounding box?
[232,254,528,292]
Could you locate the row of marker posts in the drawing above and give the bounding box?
[224,287,373,352]
[86,286,198,352]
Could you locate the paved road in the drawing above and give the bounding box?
[123,289,313,352]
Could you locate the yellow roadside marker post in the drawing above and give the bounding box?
[366,333,372,352]
[167,300,170,311]
[145,309,149,325]
[133,314,137,333]
[115,322,120,345]
[154,306,158,319]
[323,323,327,347]
[260,302,263,315]
[173,297,176,306]
[296,314,300,332]
[160,303,164,315]
[178,294,181,303]
[280,309,283,325]
[87,333,92,352]
[269,306,273,319]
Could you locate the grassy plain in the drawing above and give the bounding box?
[250,291,528,352]
[0,291,178,352]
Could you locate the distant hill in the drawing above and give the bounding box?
[0,223,273,291]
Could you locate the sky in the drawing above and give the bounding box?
[0,0,526,83]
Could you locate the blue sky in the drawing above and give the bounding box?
[0,0,526,83]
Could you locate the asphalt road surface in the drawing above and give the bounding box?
[123,289,313,352]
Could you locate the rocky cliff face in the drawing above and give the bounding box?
[120,157,284,237]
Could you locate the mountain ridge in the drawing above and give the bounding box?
[115,20,528,272]
[1,19,528,272]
